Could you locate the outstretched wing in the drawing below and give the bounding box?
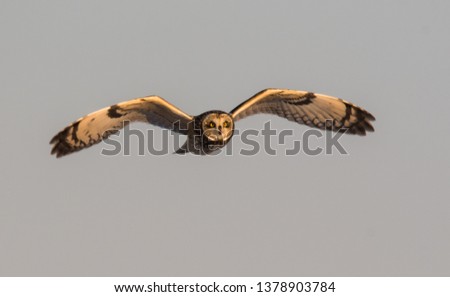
[50,96,193,158]
[230,88,375,135]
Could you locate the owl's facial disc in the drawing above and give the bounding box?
[202,113,234,143]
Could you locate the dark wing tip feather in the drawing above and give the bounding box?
[365,110,376,121]
[50,122,87,158]
[50,128,78,158]
[358,104,376,122]
[341,104,375,136]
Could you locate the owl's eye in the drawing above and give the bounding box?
[208,121,216,128]
[223,121,230,128]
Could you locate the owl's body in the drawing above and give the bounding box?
[176,110,235,155]
[50,88,375,158]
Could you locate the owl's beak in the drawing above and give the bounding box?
[204,128,224,142]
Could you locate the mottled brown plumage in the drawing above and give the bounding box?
[50,88,375,157]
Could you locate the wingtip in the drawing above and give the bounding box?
[367,112,376,121]
[49,134,58,145]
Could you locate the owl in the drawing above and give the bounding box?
[50,88,375,157]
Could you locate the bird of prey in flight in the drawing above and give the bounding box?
[50,88,375,157]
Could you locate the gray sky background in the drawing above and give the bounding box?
[1,0,449,276]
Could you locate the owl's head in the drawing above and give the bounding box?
[201,112,234,144]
